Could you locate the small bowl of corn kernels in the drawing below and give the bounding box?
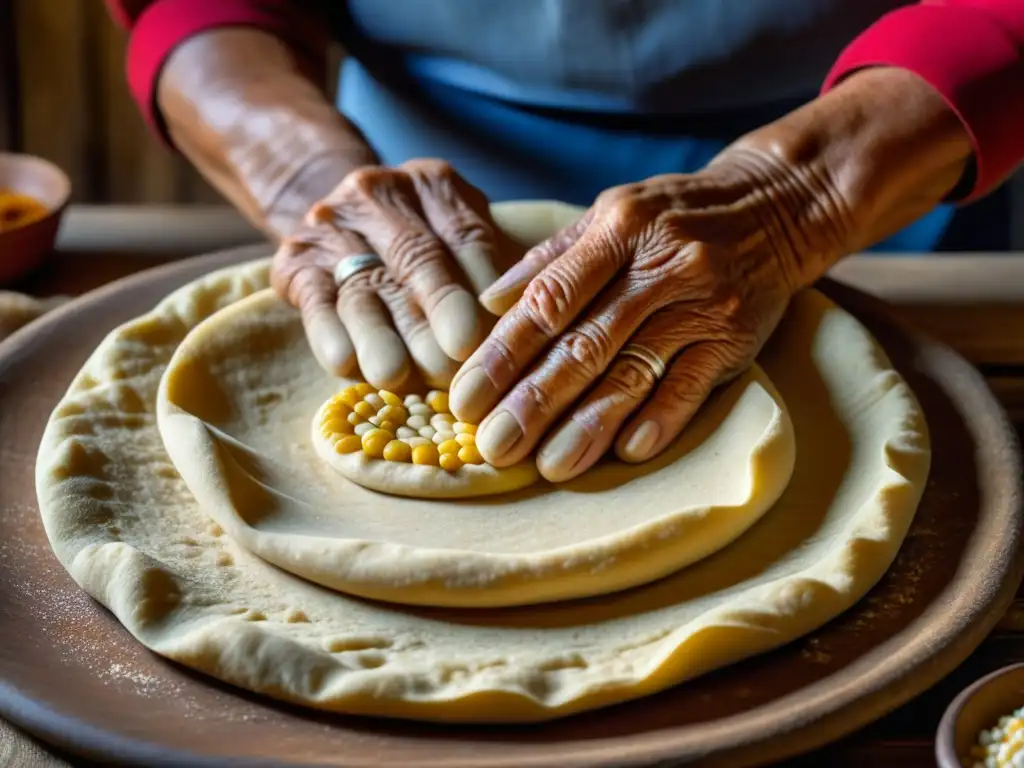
[937,663,1024,767]
[0,153,71,285]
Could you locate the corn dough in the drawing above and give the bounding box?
[35,200,930,723]
[309,388,544,500]
[153,284,794,608]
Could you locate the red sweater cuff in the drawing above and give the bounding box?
[823,3,1024,203]
[126,0,320,144]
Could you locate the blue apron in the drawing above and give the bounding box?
[338,59,955,253]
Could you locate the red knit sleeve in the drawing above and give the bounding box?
[823,0,1024,202]
[104,0,326,142]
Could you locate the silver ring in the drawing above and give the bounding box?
[333,252,384,286]
[618,343,667,380]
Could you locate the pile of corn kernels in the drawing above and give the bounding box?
[318,384,484,471]
[968,708,1024,767]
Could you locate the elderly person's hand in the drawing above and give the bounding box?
[447,161,804,481]
[271,159,524,390]
[448,68,973,482]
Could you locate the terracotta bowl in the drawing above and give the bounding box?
[936,663,1024,767]
[0,153,71,285]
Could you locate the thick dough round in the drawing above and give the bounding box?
[154,287,794,608]
[35,201,930,723]
[310,391,541,500]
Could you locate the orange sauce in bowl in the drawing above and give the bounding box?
[0,188,49,233]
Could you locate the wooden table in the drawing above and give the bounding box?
[3,206,1024,768]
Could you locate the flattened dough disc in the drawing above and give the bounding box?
[1,241,1019,766]
[156,286,795,608]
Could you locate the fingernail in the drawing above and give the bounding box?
[538,421,591,482]
[623,421,660,461]
[357,327,410,390]
[480,262,531,305]
[448,365,495,422]
[430,289,484,361]
[475,411,522,463]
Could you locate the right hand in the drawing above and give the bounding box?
[271,159,525,391]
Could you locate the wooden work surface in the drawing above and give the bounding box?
[3,206,1024,768]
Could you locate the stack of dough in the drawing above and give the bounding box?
[35,201,930,723]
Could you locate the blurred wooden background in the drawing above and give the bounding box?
[0,0,1020,247]
[0,0,220,204]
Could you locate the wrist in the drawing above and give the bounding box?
[158,28,378,238]
[723,67,972,286]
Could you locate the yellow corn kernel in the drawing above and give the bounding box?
[334,435,363,454]
[458,444,484,464]
[453,422,476,435]
[412,443,440,466]
[455,432,475,446]
[437,438,461,455]
[380,390,403,407]
[439,452,463,471]
[378,404,407,424]
[354,382,375,396]
[378,420,397,433]
[323,401,350,418]
[361,428,392,457]
[383,440,412,463]
[321,419,353,435]
[338,387,362,407]
[426,390,449,414]
[347,411,364,426]
[353,401,376,419]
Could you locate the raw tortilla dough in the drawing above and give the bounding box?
[154,289,794,608]
[310,395,543,500]
[35,201,929,723]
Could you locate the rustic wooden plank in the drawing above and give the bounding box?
[0,0,21,151]
[15,0,92,201]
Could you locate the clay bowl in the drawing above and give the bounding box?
[0,153,71,285]
[936,663,1024,767]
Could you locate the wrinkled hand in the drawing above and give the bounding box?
[271,159,524,390]
[450,155,839,481]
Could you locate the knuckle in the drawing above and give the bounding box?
[605,358,658,400]
[288,267,331,312]
[515,378,559,420]
[388,229,446,278]
[439,217,491,247]
[407,157,454,179]
[553,326,615,379]
[518,268,576,338]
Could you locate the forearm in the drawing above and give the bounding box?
[723,67,972,289]
[157,28,376,237]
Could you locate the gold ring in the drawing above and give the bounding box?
[618,343,667,380]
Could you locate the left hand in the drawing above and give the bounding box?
[448,154,840,482]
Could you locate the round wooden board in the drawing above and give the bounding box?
[0,246,1021,768]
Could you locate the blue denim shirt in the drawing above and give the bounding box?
[332,0,954,251]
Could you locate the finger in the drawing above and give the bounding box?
[448,224,629,425]
[330,168,485,361]
[536,311,691,482]
[271,238,355,376]
[376,281,459,389]
[337,270,413,391]
[402,159,510,297]
[480,208,594,316]
[615,342,737,463]
[472,279,659,467]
